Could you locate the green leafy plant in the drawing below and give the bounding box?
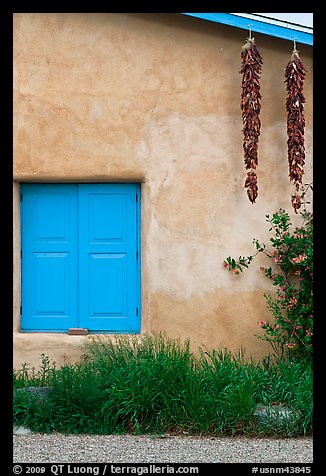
[13,353,57,389]
[224,183,313,362]
[13,335,313,437]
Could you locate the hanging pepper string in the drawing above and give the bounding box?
[284,47,306,213]
[240,36,263,203]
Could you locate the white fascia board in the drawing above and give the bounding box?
[234,13,313,35]
[252,13,313,29]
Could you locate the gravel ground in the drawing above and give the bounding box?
[13,433,313,464]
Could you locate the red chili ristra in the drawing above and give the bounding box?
[284,49,306,213]
[240,37,263,203]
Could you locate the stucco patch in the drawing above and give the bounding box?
[149,289,272,359]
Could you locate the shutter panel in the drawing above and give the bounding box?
[21,183,140,333]
[78,184,140,332]
[21,184,78,331]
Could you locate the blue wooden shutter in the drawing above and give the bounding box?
[21,183,140,333]
[21,184,78,331]
[78,184,140,332]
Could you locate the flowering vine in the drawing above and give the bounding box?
[224,183,313,362]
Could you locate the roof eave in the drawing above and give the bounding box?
[182,13,313,46]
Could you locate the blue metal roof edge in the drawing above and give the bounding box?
[182,13,313,46]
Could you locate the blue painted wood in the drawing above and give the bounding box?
[79,184,140,333]
[21,184,79,331]
[21,183,140,333]
[182,13,313,46]
[78,184,140,332]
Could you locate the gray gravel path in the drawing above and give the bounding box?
[13,433,313,463]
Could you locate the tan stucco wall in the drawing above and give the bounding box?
[13,13,313,369]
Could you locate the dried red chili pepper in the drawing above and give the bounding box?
[284,49,306,213]
[240,37,263,203]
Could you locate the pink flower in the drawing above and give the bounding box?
[288,298,298,309]
[291,254,307,264]
[285,342,296,349]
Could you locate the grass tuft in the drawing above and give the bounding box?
[13,333,313,436]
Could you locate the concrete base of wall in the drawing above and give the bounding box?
[13,331,151,370]
[13,332,91,370]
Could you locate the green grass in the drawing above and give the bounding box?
[13,333,313,436]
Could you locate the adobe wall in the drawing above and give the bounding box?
[13,13,313,369]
